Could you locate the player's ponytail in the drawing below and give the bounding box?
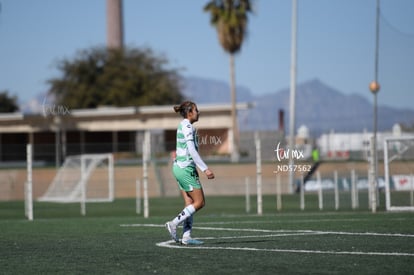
[173,101,195,118]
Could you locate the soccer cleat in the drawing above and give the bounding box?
[181,237,204,245]
[165,222,179,243]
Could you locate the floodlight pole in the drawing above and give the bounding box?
[369,0,381,213]
[288,0,298,193]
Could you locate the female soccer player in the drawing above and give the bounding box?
[165,101,215,245]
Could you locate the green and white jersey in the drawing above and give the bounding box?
[175,119,208,171]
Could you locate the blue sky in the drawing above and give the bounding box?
[1,0,413,109]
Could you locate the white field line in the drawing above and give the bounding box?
[120,224,414,256]
[156,240,414,257]
[120,223,414,238]
[195,217,413,225]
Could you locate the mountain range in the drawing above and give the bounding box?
[20,76,414,136]
[182,76,414,135]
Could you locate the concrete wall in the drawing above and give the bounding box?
[0,161,395,201]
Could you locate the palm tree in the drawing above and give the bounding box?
[204,0,252,162]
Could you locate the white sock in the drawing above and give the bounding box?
[172,205,196,226]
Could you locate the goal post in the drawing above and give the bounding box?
[38,154,114,206]
[25,144,33,221]
[383,136,414,211]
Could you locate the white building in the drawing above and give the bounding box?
[316,124,410,159]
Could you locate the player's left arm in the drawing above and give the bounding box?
[187,140,208,172]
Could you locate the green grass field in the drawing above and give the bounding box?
[1,194,414,274]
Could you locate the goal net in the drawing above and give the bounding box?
[383,136,414,211]
[38,154,114,203]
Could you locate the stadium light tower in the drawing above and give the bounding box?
[288,0,298,193]
[369,0,381,213]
